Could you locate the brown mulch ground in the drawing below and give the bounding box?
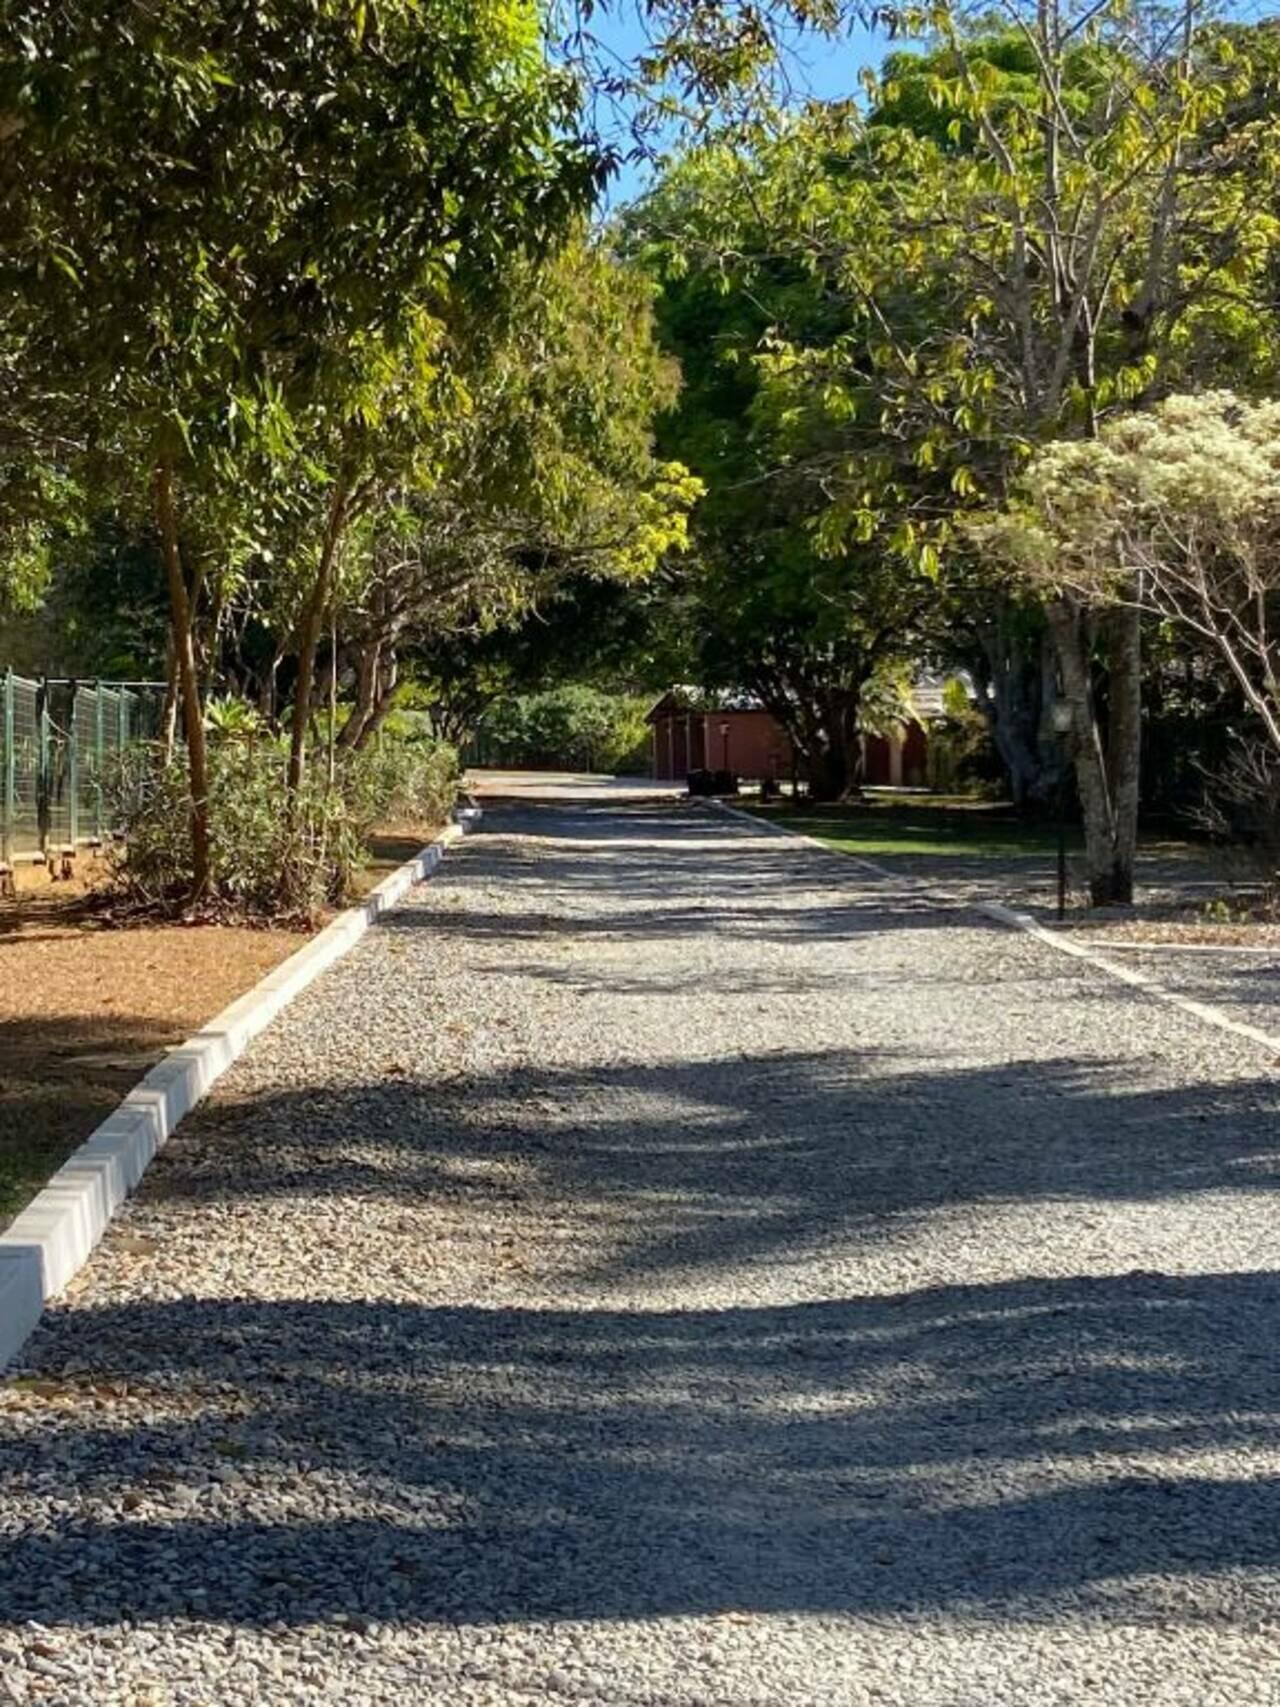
[1060,914,1280,948]
[0,824,443,1228]
[0,862,307,1229]
[352,826,441,896]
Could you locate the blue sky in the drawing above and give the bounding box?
[579,9,897,207]
[578,0,1273,208]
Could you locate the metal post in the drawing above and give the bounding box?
[94,681,105,841]
[1050,700,1074,921]
[36,677,49,858]
[67,680,78,846]
[2,669,13,867]
[1057,739,1068,922]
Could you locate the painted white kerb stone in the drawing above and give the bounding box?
[0,818,473,1372]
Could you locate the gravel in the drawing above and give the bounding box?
[1069,939,1280,1046]
[4,788,1280,1705]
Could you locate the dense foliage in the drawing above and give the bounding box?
[0,2,698,907]
[628,3,1280,891]
[7,0,1280,909]
[108,727,458,920]
[480,686,652,774]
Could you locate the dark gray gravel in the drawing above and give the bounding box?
[4,790,1280,1705]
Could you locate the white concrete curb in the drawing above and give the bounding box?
[700,796,1280,1061]
[0,815,477,1373]
[978,898,1280,1057]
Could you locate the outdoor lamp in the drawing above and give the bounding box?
[1051,701,1073,737]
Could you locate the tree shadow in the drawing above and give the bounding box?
[1131,955,1280,1031]
[0,1013,180,1225]
[408,799,985,943]
[3,1273,1280,1628]
[6,798,1280,1636]
[136,1044,1280,1286]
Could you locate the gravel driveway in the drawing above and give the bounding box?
[4,791,1280,1705]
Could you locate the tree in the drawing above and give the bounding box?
[1,0,596,897]
[401,572,672,744]
[982,392,1280,812]
[629,138,945,798]
[334,236,699,751]
[668,5,1280,893]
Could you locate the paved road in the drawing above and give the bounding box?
[4,792,1280,1704]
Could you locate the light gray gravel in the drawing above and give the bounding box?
[1077,942,1280,1047]
[4,789,1280,1705]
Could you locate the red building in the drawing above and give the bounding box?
[647,693,793,783]
[646,688,935,787]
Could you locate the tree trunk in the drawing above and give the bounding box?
[327,615,338,789]
[201,574,225,698]
[808,686,865,802]
[287,481,350,797]
[1046,598,1140,906]
[975,606,1058,807]
[1103,601,1142,905]
[153,458,211,901]
[337,637,381,751]
[429,692,489,748]
[353,651,399,749]
[160,632,179,763]
[807,722,864,802]
[763,675,867,804]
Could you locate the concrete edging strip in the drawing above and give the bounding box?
[701,795,1280,1061]
[977,897,1280,1058]
[0,815,478,1372]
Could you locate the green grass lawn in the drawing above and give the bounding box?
[746,794,1081,860]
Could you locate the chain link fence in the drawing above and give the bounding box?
[1,672,165,865]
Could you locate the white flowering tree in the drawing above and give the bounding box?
[978,392,1280,884]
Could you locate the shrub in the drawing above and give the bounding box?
[347,731,460,832]
[481,686,652,773]
[1196,738,1280,892]
[107,729,459,921]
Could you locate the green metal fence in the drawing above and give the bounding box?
[0,673,165,864]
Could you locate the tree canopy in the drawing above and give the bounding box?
[7,0,1280,908]
[627,2,1280,883]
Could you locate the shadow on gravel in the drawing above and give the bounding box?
[136,1046,1280,1284]
[3,1273,1280,1628]
[0,1014,181,1228]
[6,799,1280,1635]
[1127,957,1280,1027]
[417,799,980,941]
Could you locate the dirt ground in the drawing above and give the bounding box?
[0,826,444,1230]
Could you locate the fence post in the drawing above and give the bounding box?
[2,669,12,867]
[36,677,49,858]
[94,681,104,841]
[67,680,79,847]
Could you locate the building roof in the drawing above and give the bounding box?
[645,687,768,723]
[648,673,968,727]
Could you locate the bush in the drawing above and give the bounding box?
[344,731,460,833]
[1196,738,1280,886]
[481,686,652,773]
[107,729,459,921]
[927,685,1003,796]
